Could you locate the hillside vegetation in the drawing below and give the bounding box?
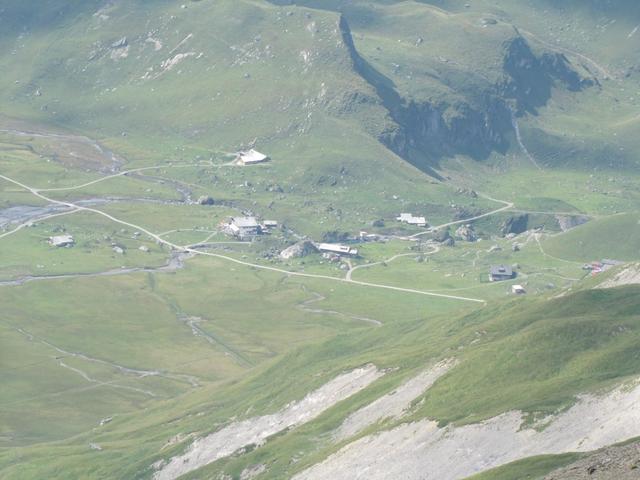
[0,0,639,479]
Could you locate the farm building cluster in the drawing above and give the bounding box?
[584,259,625,275]
[221,216,278,239]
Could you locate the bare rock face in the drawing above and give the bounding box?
[501,214,529,236]
[280,240,318,260]
[556,215,589,232]
[337,15,593,167]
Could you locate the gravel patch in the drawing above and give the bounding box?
[153,364,384,480]
[335,359,455,442]
[294,379,640,480]
[596,263,640,289]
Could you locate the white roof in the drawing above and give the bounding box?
[238,149,268,163]
[49,235,74,246]
[318,243,357,255]
[397,213,427,225]
[512,285,525,291]
[231,217,258,228]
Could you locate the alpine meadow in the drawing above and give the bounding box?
[1,1,640,479]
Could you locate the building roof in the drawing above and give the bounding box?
[238,149,268,164]
[318,243,358,255]
[397,213,427,225]
[49,235,75,246]
[490,265,513,276]
[231,217,259,228]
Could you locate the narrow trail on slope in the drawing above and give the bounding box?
[511,111,543,171]
[520,29,615,80]
[407,195,514,240]
[297,286,383,327]
[13,326,200,388]
[346,246,439,282]
[0,208,79,240]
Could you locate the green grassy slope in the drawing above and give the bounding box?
[2,280,639,479]
[466,453,584,480]
[0,1,639,479]
[543,213,640,262]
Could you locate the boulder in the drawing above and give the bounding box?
[197,195,215,205]
[455,224,477,242]
[279,240,318,260]
[111,37,128,49]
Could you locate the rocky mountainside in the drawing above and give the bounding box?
[338,15,596,167]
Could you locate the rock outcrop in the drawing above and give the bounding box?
[197,195,215,205]
[501,214,529,236]
[556,215,589,232]
[338,16,594,167]
[279,240,318,260]
[455,224,478,242]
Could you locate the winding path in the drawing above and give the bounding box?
[346,248,439,281]
[407,195,514,239]
[0,173,487,304]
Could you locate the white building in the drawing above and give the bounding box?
[235,149,269,165]
[397,213,427,227]
[226,217,260,238]
[49,235,75,247]
[318,243,358,256]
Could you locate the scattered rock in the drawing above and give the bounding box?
[544,440,640,479]
[240,464,267,480]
